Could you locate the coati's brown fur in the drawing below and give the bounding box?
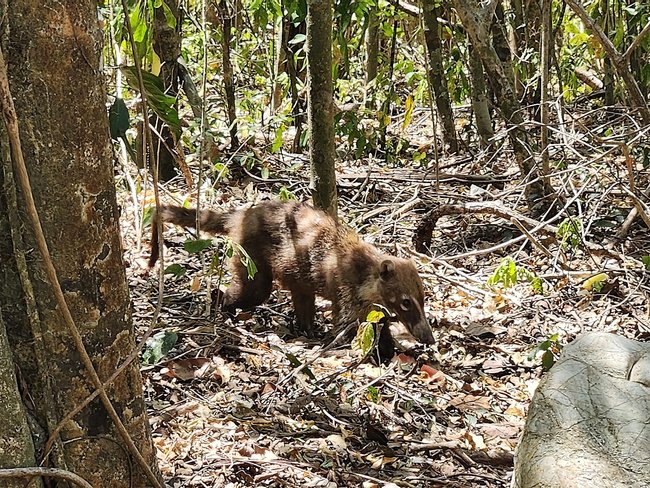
[149,201,434,344]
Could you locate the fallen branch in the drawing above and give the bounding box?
[0,467,93,488]
[413,201,637,265]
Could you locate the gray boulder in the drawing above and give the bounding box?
[514,332,650,488]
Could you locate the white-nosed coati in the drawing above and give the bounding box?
[149,201,434,344]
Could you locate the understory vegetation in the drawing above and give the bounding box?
[107,0,649,486]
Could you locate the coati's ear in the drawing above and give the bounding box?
[379,259,395,281]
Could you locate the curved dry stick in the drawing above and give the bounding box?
[0,467,93,488]
[414,199,635,265]
[0,48,163,488]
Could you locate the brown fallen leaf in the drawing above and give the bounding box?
[448,394,492,412]
[420,365,446,385]
[164,358,211,381]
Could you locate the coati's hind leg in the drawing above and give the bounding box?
[289,287,316,337]
[222,255,273,314]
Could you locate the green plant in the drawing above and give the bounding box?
[142,330,178,365]
[642,256,650,270]
[278,186,297,201]
[164,263,186,279]
[487,257,543,292]
[224,238,258,280]
[366,385,380,403]
[353,310,386,356]
[529,334,563,371]
[556,217,583,249]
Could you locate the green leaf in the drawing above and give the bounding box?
[530,277,543,294]
[241,253,258,280]
[227,241,258,280]
[121,66,181,138]
[541,350,555,371]
[285,353,316,380]
[142,206,154,226]
[367,386,380,403]
[109,98,130,139]
[164,263,186,278]
[183,238,213,254]
[289,33,306,45]
[413,151,426,162]
[402,95,414,131]
[365,310,385,323]
[357,322,375,355]
[278,186,296,201]
[160,1,177,28]
[271,124,285,153]
[642,256,650,270]
[130,2,147,43]
[556,217,583,249]
[142,330,178,365]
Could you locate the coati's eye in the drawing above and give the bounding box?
[400,298,412,311]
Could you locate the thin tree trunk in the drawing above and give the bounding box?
[467,43,493,146]
[150,0,182,181]
[216,0,240,149]
[271,15,287,112]
[0,1,161,486]
[286,20,306,152]
[365,7,379,88]
[540,0,551,187]
[565,0,650,123]
[525,0,542,105]
[453,0,554,212]
[306,0,337,216]
[422,0,458,153]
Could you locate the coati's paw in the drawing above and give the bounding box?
[290,320,316,339]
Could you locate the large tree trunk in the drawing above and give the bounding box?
[307,0,337,217]
[0,310,39,488]
[421,0,458,153]
[0,1,161,487]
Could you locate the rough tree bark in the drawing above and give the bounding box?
[365,7,380,88]
[364,6,380,111]
[306,0,338,217]
[421,0,458,153]
[271,15,288,112]
[0,309,39,488]
[150,0,184,180]
[0,1,161,486]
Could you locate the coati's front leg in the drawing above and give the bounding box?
[221,258,273,313]
[289,287,316,337]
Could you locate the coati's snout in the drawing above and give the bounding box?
[378,259,434,344]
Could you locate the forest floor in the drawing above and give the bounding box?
[119,106,650,487]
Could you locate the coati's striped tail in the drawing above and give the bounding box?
[148,206,229,267]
